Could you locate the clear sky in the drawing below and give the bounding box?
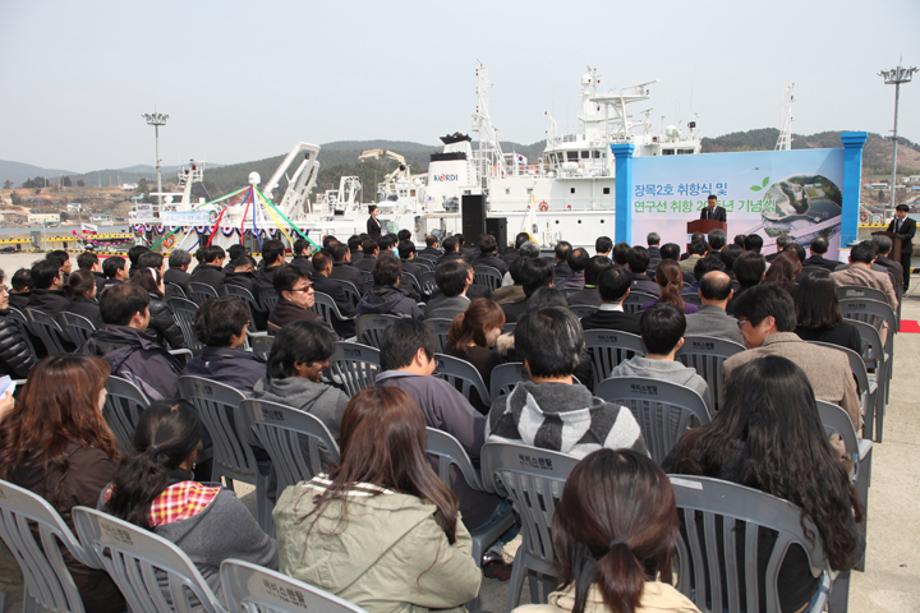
[1,0,918,172]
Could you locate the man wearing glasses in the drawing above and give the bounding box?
[267,265,320,334]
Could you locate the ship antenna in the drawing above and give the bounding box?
[775,82,795,151]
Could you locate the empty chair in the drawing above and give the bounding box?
[25,308,70,355]
[433,352,490,408]
[423,318,453,352]
[243,398,341,496]
[817,400,872,571]
[355,313,401,348]
[480,442,579,609]
[72,506,225,613]
[596,377,711,464]
[583,328,647,390]
[567,303,598,319]
[102,375,151,452]
[60,311,97,346]
[675,335,745,412]
[166,296,204,353]
[328,341,381,397]
[312,291,355,336]
[0,479,103,613]
[189,281,220,305]
[623,290,657,314]
[177,375,271,530]
[425,428,516,565]
[220,559,365,613]
[473,266,503,292]
[489,361,528,401]
[668,475,836,613]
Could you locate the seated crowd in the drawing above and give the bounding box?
[0,224,890,612]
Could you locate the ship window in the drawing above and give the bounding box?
[526,188,533,194]
[603,187,610,195]
[679,149,694,155]
[592,150,601,158]
[567,151,578,162]
[570,187,576,194]
[580,151,589,159]
[410,190,416,197]
[663,149,675,156]
[505,188,511,195]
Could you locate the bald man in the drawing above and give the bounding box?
[684,271,744,345]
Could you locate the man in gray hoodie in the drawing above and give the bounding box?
[610,302,712,409]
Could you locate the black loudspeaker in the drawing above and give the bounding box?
[461,194,486,244]
[486,217,508,249]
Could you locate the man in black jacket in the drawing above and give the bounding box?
[188,245,226,292]
[79,283,181,400]
[26,258,69,316]
[0,272,35,378]
[164,249,193,297]
[872,234,904,297]
[311,251,356,337]
[802,236,839,271]
[567,256,612,307]
[329,243,368,293]
[579,266,640,334]
[254,239,287,311]
[418,235,443,259]
[888,204,916,291]
[473,234,509,275]
[354,238,379,272]
[700,194,727,222]
[267,264,321,333]
[290,238,315,276]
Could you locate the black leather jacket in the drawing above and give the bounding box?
[0,311,36,378]
[148,293,186,349]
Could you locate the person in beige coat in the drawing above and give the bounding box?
[724,283,861,430]
[831,240,899,311]
[273,386,481,613]
[514,448,699,613]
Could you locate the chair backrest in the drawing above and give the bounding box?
[243,399,340,496]
[433,353,490,406]
[60,311,97,346]
[333,280,361,310]
[473,266,503,292]
[836,284,887,303]
[816,400,863,468]
[25,308,69,355]
[501,321,517,335]
[355,313,401,348]
[595,377,711,464]
[165,281,188,299]
[222,283,257,305]
[220,558,365,613]
[568,304,599,319]
[489,361,528,401]
[425,427,483,490]
[583,328,647,389]
[189,281,220,305]
[839,298,896,342]
[845,318,885,368]
[258,290,280,315]
[675,335,745,411]
[177,375,256,483]
[166,297,204,353]
[667,475,829,613]
[103,375,151,452]
[6,305,28,325]
[6,307,39,363]
[419,270,438,296]
[400,272,423,297]
[328,341,380,397]
[250,333,274,361]
[808,341,871,397]
[72,506,225,612]
[0,479,96,613]
[681,291,702,306]
[312,291,351,332]
[480,443,578,570]
[623,291,656,314]
[423,318,453,353]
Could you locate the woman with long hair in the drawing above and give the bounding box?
[130,251,186,349]
[793,269,862,353]
[273,386,481,611]
[253,320,348,440]
[103,401,276,596]
[664,355,863,612]
[66,268,103,327]
[447,297,506,407]
[0,355,125,613]
[764,250,801,296]
[652,260,697,314]
[517,449,698,613]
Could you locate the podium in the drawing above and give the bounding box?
[871,231,903,262]
[687,219,727,250]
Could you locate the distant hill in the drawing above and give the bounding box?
[0,160,75,185]
[701,129,920,176]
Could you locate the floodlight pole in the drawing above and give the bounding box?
[878,63,917,215]
[142,111,170,208]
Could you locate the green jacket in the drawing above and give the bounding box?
[273,477,482,613]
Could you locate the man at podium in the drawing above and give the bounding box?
[700,194,727,221]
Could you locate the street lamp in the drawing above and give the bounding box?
[878,62,918,215]
[142,111,169,207]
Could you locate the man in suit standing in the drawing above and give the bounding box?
[700,194,727,222]
[887,204,915,292]
[366,205,382,238]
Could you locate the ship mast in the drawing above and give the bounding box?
[775,82,794,151]
[472,62,505,184]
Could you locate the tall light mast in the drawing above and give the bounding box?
[878,61,917,214]
[142,111,169,207]
[775,83,794,151]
